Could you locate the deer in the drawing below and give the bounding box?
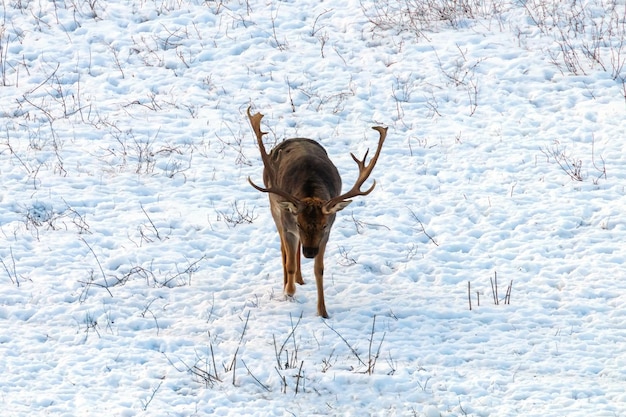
[247,107,387,318]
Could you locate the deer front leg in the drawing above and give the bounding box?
[314,243,329,319]
[282,232,300,298]
[296,242,304,285]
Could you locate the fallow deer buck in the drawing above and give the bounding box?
[247,107,387,318]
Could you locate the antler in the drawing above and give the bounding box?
[247,107,301,206]
[324,126,387,210]
[247,106,271,171]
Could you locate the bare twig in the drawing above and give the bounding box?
[365,315,386,375]
[274,313,302,370]
[504,280,513,305]
[322,320,366,367]
[409,208,438,246]
[80,237,113,297]
[490,271,499,305]
[141,381,162,411]
[294,360,305,394]
[140,203,161,241]
[241,360,271,392]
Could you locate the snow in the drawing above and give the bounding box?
[1,0,626,415]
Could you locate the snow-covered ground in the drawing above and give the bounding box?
[1,0,626,415]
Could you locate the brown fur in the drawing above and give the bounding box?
[247,108,386,318]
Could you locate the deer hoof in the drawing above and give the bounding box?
[284,283,296,297]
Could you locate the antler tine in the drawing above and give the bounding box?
[247,177,301,206]
[326,126,387,207]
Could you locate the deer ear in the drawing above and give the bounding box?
[323,200,352,215]
[279,201,299,214]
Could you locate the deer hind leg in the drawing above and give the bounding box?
[280,237,288,288]
[313,242,329,319]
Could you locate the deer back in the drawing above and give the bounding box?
[264,138,342,201]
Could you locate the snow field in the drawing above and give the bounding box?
[1,0,626,416]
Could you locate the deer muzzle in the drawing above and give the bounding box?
[302,246,319,258]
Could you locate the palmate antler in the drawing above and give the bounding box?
[323,126,387,212]
[246,107,301,206]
